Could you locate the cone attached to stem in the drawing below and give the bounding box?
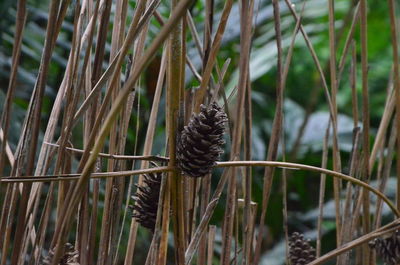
[130,169,162,232]
[177,102,227,178]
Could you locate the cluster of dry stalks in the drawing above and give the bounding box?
[1,0,400,264]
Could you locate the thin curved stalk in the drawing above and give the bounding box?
[2,160,398,219]
[216,161,399,218]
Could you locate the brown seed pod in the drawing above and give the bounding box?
[177,102,227,178]
[130,169,162,232]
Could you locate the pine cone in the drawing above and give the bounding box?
[130,170,162,231]
[177,102,227,178]
[288,232,316,265]
[42,243,79,265]
[369,230,400,265]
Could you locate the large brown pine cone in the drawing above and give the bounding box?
[177,102,227,178]
[288,232,316,265]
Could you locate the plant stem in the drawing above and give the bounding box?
[167,0,186,264]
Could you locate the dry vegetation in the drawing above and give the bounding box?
[1,0,400,264]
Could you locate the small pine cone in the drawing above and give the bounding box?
[369,230,400,265]
[177,102,227,178]
[42,243,79,265]
[130,170,162,231]
[288,232,316,265]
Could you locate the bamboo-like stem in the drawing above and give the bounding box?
[157,176,171,265]
[197,2,214,261]
[241,0,254,263]
[239,1,254,265]
[97,0,129,261]
[167,0,186,263]
[316,122,330,258]
[387,0,400,210]
[378,125,397,230]
[254,0,283,263]
[360,0,371,264]
[337,2,360,86]
[242,77,253,265]
[337,42,360,265]
[207,225,216,265]
[328,0,343,252]
[220,0,249,262]
[370,88,395,172]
